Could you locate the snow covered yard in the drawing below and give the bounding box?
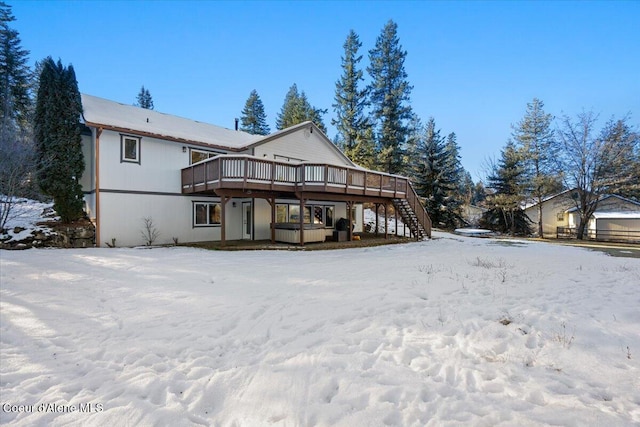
[1,233,639,426]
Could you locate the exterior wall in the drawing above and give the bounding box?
[80,132,96,217]
[98,129,197,193]
[593,197,640,212]
[595,218,640,242]
[98,192,244,247]
[525,193,574,238]
[252,127,351,166]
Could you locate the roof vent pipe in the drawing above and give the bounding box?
[235,118,239,131]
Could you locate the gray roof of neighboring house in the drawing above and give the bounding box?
[81,94,264,150]
[565,194,640,213]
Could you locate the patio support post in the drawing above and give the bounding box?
[395,205,399,237]
[299,197,305,246]
[384,202,389,239]
[375,203,380,236]
[220,196,228,247]
[347,202,353,241]
[268,197,276,243]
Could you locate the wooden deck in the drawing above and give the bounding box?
[182,155,409,201]
[181,155,431,243]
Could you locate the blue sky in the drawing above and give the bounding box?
[12,0,640,180]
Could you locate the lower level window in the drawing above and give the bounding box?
[194,202,221,226]
[276,203,335,227]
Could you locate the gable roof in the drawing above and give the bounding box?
[565,194,640,213]
[523,189,575,210]
[81,94,264,150]
[245,120,355,167]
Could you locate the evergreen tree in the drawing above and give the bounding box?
[346,126,377,169]
[512,98,561,237]
[480,141,531,236]
[34,57,85,223]
[135,85,154,110]
[410,118,464,229]
[276,84,327,133]
[332,30,369,157]
[460,170,475,206]
[367,20,413,174]
[0,2,31,132]
[240,89,270,135]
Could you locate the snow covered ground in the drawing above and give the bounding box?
[1,234,639,426]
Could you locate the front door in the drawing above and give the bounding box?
[242,202,252,240]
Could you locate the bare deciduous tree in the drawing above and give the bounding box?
[556,112,638,239]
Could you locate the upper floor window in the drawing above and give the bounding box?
[121,135,141,164]
[190,148,219,165]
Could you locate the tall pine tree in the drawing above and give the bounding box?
[35,57,85,223]
[512,98,561,237]
[135,85,154,109]
[410,118,463,229]
[276,84,327,133]
[368,20,413,174]
[332,30,370,160]
[0,1,31,132]
[240,89,270,135]
[481,141,531,236]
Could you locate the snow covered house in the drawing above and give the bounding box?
[524,190,640,242]
[79,94,431,247]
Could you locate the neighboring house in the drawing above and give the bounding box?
[524,190,640,242]
[565,195,640,242]
[524,189,576,238]
[80,94,431,247]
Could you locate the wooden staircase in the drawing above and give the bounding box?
[393,183,432,240]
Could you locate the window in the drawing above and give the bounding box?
[288,205,311,223]
[275,203,335,228]
[190,148,218,165]
[276,204,289,223]
[324,206,334,228]
[121,135,141,163]
[557,212,565,222]
[194,202,221,226]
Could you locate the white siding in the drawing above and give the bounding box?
[98,129,195,193]
[595,218,640,242]
[253,127,351,166]
[525,194,574,238]
[98,193,244,247]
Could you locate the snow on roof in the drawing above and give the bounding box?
[592,211,640,219]
[523,189,575,210]
[81,94,264,150]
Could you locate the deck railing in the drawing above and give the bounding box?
[182,155,410,198]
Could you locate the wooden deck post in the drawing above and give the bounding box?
[299,197,305,246]
[220,196,228,247]
[268,197,276,243]
[384,202,389,239]
[375,203,380,236]
[395,205,399,237]
[347,202,353,241]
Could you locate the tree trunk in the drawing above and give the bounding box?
[537,203,544,238]
[576,216,587,240]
